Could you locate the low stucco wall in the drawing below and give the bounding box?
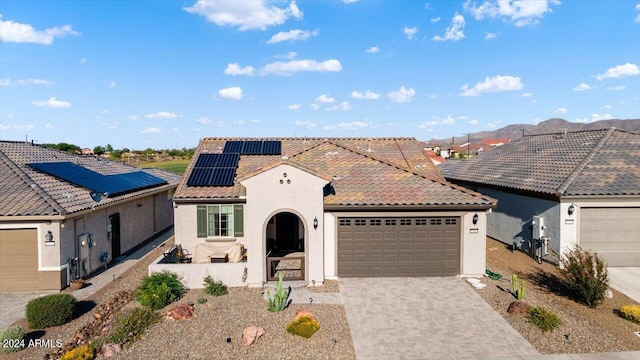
[148,254,248,288]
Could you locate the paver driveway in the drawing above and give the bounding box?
[340,277,539,360]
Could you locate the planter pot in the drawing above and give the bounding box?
[70,280,85,290]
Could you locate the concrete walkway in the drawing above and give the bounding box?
[608,267,640,303]
[0,230,173,330]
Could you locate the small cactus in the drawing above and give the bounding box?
[266,271,290,312]
[518,280,526,300]
[512,274,518,294]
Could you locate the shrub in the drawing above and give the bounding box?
[528,306,562,332]
[203,276,228,296]
[136,271,184,310]
[25,293,76,329]
[0,326,25,353]
[107,307,161,345]
[266,271,290,312]
[286,316,320,339]
[559,245,609,308]
[60,345,95,360]
[619,304,640,324]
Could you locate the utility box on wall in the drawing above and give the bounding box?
[532,216,545,240]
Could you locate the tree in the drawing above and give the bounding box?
[105,144,113,153]
[93,146,105,155]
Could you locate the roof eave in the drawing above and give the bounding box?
[323,203,495,212]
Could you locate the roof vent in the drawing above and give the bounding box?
[366,138,373,152]
[555,128,567,139]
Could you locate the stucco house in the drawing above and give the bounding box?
[440,128,640,267]
[0,141,181,292]
[170,137,496,288]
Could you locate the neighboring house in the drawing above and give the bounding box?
[481,139,510,147]
[423,149,446,165]
[0,141,181,292]
[440,128,640,267]
[454,142,484,158]
[172,137,495,288]
[80,148,94,156]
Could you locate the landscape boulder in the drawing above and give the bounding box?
[242,326,266,346]
[165,302,195,321]
[100,343,122,358]
[507,301,531,315]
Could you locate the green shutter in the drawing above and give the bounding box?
[197,205,207,238]
[234,205,244,237]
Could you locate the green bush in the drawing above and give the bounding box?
[619,304,640,324]
[528,306,562,332]
[60,345,95,360]
[25,293,76,329]
[107,307,161,345]
[559,245,609,308]
[136,271,184,310]
[0,326,26,353]
[203,276,228,296]
[286,316,320,339]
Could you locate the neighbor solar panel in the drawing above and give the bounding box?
[28,162,167,197]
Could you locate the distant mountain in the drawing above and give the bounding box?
[426,118,640,146]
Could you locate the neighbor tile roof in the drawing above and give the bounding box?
[0,141,182,216]
[174,137,494,208]
[440,128,640,197]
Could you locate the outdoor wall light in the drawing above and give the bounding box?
[313,217,318,230]
[472,213,479,225]
[568,204,576,216]
[44,230,55,246]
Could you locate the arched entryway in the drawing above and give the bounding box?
[266,212,305,281]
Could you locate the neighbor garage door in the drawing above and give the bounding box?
[337,217,460,277]
[580,208,640,267]
[0,229,39,292]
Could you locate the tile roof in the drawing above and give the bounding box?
[439,128,640,197]
[174,137,494,208]
[0,141,182,217]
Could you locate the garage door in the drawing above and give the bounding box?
[337,217,460,277]
[0,229,39,292]
[580,208,640,267]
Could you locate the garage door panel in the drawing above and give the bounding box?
[0,229,39,292]
[580,208,640,267]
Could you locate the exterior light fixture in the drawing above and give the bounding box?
[568,204,576,216]
[44,230,55,246]
[472,213,479,225]
[313,217,318,230]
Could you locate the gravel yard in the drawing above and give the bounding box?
[475,238,640,354]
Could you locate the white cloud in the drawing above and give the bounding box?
[261,59,341,76]
[224,63,255,76]
[184,0,303,31]
[486,120,502,129]
[31,97,71,108]
[267,29,317,44]
[217,86,244,100]
[431,17,441,23]
[324,120,371,130]
[573,82,593,91]
[0,14,80,44]
[470,119,479,125]
[340,101,351,110]
[460,75,523,96]
[600,104,612,109]
[636,3,640,22]
[287,104,301,110]
[0,123,34,131]
[553,107,567,114]
[458,115,468,120]
[351,90,381,99]
[80,58,87,64]
[315,94,335,103]
[196,117,213,124]
[596,63,640,80]
[294,120,316,128]
[403,27,418,39]
[419,115,456,127]
[0,78,53,86]
[233,119,248,125]
[45,123,54,128]
[428,93,439,99]
[521,92,532,97]
[485,32,498,40]
[325,105,338,111]
[141,127,162,134]
[441,114,456,125]
[127,115,139,121]
[387,86,416,103]
[464,0,560,27]
[607,85,626,91]
[145,111,180,119]
[342,0,359,3]
[366,46,379,53]
[433,13,465,42]
[575,113,613,123]
[108,81,116,89]
[102,109,111,114]
[309,103,319,110]
[274,51,297,59]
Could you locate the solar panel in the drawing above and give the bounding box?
[262,140,282,155]
[223,141,244,154]
[194,153,239,168]
[186,168,235,186]
[242,141,263,155]
[222,140,281,155]
[28,162,167,197]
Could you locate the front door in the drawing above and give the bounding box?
[267,212,305,281]
[109,213,121,258]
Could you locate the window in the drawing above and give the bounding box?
[400,219,412,226]
[197,204,243,238]
[385,219,396,226]
[445,218,458,225]
[370,219,381,226]
[339,219,351,226]
[415,218,427,226]
[355,219,367,226]
[430,219,442,225]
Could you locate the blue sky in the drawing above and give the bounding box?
[1,0,639,150]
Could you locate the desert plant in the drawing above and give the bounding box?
[511,274,518,293]
[511,274,525,300]
[197,297,208,304]
[136,271,184,310]
[25,293,76,329]
[527,306,562,332]
[518,280,526,300]
[60,345,95,360]
[619,304,640,324]
[266,271,290,312]
[286,316,320,339]
[107,307,161,346]
[203,276,228,296]
[559,245,609,308]
[0,326,25,353]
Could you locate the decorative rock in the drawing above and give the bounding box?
[507,300,531,315]
[165,302,195,320]
[242,326,266,346]
[294,309,316,322]
[604,289,613,299]
[101,343,122,358]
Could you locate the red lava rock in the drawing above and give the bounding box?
[165,302,195,320]
[507,300,531,315]
[242,326,266,346]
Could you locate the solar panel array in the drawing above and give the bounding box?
[187,153,240,186]
[28,162,167,197]
[222,140,281,155]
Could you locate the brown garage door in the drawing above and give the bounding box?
[580,207,640,267]
[0,229,39,292]
[337,217,460,277]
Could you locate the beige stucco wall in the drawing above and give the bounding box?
[241,164,328,286]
